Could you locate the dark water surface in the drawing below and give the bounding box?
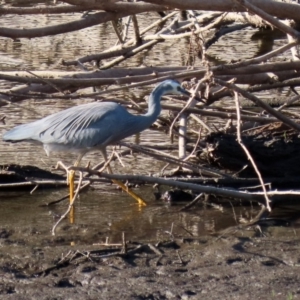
[0,8,295,242]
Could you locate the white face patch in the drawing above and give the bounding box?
[163,80,182,95]
[168,81,189,96]
[169,81,180,91]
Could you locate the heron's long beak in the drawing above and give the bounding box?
[194,95,205,103]
[181,88,205,103]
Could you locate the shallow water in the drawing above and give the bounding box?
[0,7,297,242]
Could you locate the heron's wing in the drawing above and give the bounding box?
[4,102,133,150]
[38,102,133,148]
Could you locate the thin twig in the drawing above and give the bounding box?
[132,14,141,45]
[25,70,66,94]
[233,91,271,211]
[111,20,124,44]
[214,78,300,132]
[183,127,202,162]
[235,0,300,39]
[119,142,228,178]
[51,172,83,235]
[179,193,203,211]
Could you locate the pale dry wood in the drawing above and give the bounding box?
[0,69,296,89]
[3,58,300,85]
[143,0,300,21]
[233,91,271,211]
[143,13,228,40]
[214,78,300,132]
[235,0,300,39]
[0,3,164,39]
[63,11,178,66]
[171,78,206,158]
[132,14,141,45]
[0,5,92,15]
[119,142,229,178]
[51,171,83,235]
[69,166,300,205]
[111,20,124,44]
[0,65,299,107]
[0,180,72,188]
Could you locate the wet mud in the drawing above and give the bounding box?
[0,225,300,299]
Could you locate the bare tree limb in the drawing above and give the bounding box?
[234,91,271,211]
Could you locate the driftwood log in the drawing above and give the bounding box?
[0,164,66,190]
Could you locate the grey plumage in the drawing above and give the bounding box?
[3,79,190,157]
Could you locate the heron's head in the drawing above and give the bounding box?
[158,79,191,97]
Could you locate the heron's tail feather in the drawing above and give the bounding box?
[3,123,38,142]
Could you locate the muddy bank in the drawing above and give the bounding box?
[0,225,299,299]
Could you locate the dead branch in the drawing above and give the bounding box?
[235,0,300,39]
[0,3,164,39]
[51,171,83,235]
[68,166,300,205]
[142,0,300,21]
[214,78,300,132]
[233,91,271,211]
[119,142,228,178]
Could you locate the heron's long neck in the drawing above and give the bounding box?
[144,87,163,123]
[127,87,164,135]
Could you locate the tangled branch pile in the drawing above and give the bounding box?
[2,0,300,213]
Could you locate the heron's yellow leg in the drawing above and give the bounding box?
[100,149,147,206]
[69,170,75,224]
[68,154,84,224]
[107,165,147,206]
[112,179,147,206]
